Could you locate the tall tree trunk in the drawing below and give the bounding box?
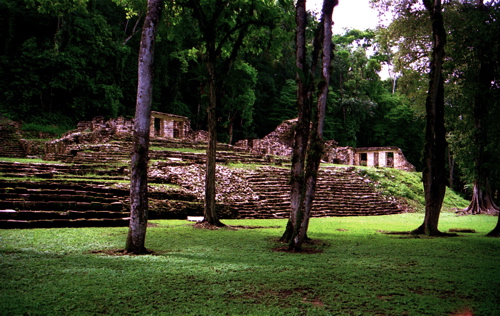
[291,0,336,250]
[412,0,447,236]
[280,0,309,243]
[126,0,163,254]
[282,0,337,250]
[187,0,251,227]
[462,0,499,217]
[203,51,224,227]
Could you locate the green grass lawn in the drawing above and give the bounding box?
[1,213,499,315]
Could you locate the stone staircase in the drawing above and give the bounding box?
[0,160,406,229]
[0,180,130,228]
[0,161,128,180]
[0,177,205,228]
[233,166,403,219]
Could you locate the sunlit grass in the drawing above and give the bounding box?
[1,214,498,316]
[0,157,64,164]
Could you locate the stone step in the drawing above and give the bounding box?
[0,192,119,203]
[0,210,129,220]
[0,200,124,211]
[0,218,130,229]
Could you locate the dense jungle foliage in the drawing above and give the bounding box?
[0,0,499,201]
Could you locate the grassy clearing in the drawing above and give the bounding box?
[1,214,499,316]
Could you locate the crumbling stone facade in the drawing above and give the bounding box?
[45,112,200,160]
[234,118,296,157]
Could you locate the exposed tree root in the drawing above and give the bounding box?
[194,221,226,230]
[89,248,156,256]
[378,229,458,237]
[458,183,500,215]
[272,238,327,254]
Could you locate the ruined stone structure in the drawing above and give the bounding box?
[354,147,415,171]
[44,113,201,160]
[74,116,134,136]
[65,112,191,141]
[235,118,296,157]
[150,111,190,139]
[0,118,25,158]
[7,112,414,171]
[235,118,416,172]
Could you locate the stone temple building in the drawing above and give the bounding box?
[150,111,190,139]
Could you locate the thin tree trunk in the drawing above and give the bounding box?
[291,0,336,251]
[228,113,234,145]
[187,0,251,227]
[282,0,337,250]
[412,0,447,236]
[448,150,454,189]
[280,0,309,243]
[203,52,224,227]
[126,0,164,254]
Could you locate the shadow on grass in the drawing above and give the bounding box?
[87,248,170,256]
[271,238,329,254]
[377,229,467,238]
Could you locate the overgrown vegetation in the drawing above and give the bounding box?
[20,122,72,138]
[1,214,498,315]
[358,167,469,213]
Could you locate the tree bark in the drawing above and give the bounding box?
[487,214,500,237]
[186,0,257,227]
[203,49,224,227]
[282,0,337,250]
[462,0,500,217]
[412,0,447,236]
[126,0,163,254]
[280,0,309,243]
